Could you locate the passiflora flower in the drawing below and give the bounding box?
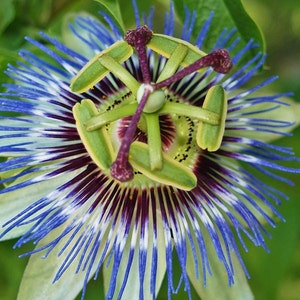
[0,1,299,300]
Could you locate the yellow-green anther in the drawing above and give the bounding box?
[157,43,189,82]
[148,34,206,68]
[85,103,138,131]
[144,113,163,170]
[98,54,140,95]
[70,41,133,94]
[129,142,197,190]
[73,99,115,169]
[160,102,220,125]
[197,85,227,151]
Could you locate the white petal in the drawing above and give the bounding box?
[0,170,80,240]
[186,231,254,300]
[16,223,100,300]
[103,207,166,300]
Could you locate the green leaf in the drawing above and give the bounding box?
[94,0,125,32]
[21,0,53,26]
[0,48,19,92]
[94,0,164,32]
[0,0,15,34]
[173,0,265,63]
[242,129,300,300]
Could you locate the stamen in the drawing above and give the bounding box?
[144,113,163,170]
[110,85,153,181]
[154,48,232,89]
[85,103,138,131]
[197,85,227,151]
[125,25,153,83]
[73,28,233,183]
[156,43,189,82]
[159,102,220,125]
[70,41,134,94]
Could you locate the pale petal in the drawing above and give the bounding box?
[227,97,300,142]
[103,203,166,300]
[0,171,79,240]
[17,224,101,300]
[186,232,254,300]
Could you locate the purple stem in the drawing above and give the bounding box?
[125,25,153,83]
[154,49,232,89]
[110,86,152,181]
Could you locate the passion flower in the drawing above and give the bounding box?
[0,2,299,300]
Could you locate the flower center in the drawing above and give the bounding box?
[71,25,232,190]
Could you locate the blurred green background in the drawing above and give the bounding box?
[0,0,299,299]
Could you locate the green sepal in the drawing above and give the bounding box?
[17,219,111,300]
[73,99,115,170]
[129,141,197,190]
[70,41,133,94]
[148,34,206,68]
[0,170,78,240]
[197,85,227,151]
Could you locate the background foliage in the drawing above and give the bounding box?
[0,0,299,299]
